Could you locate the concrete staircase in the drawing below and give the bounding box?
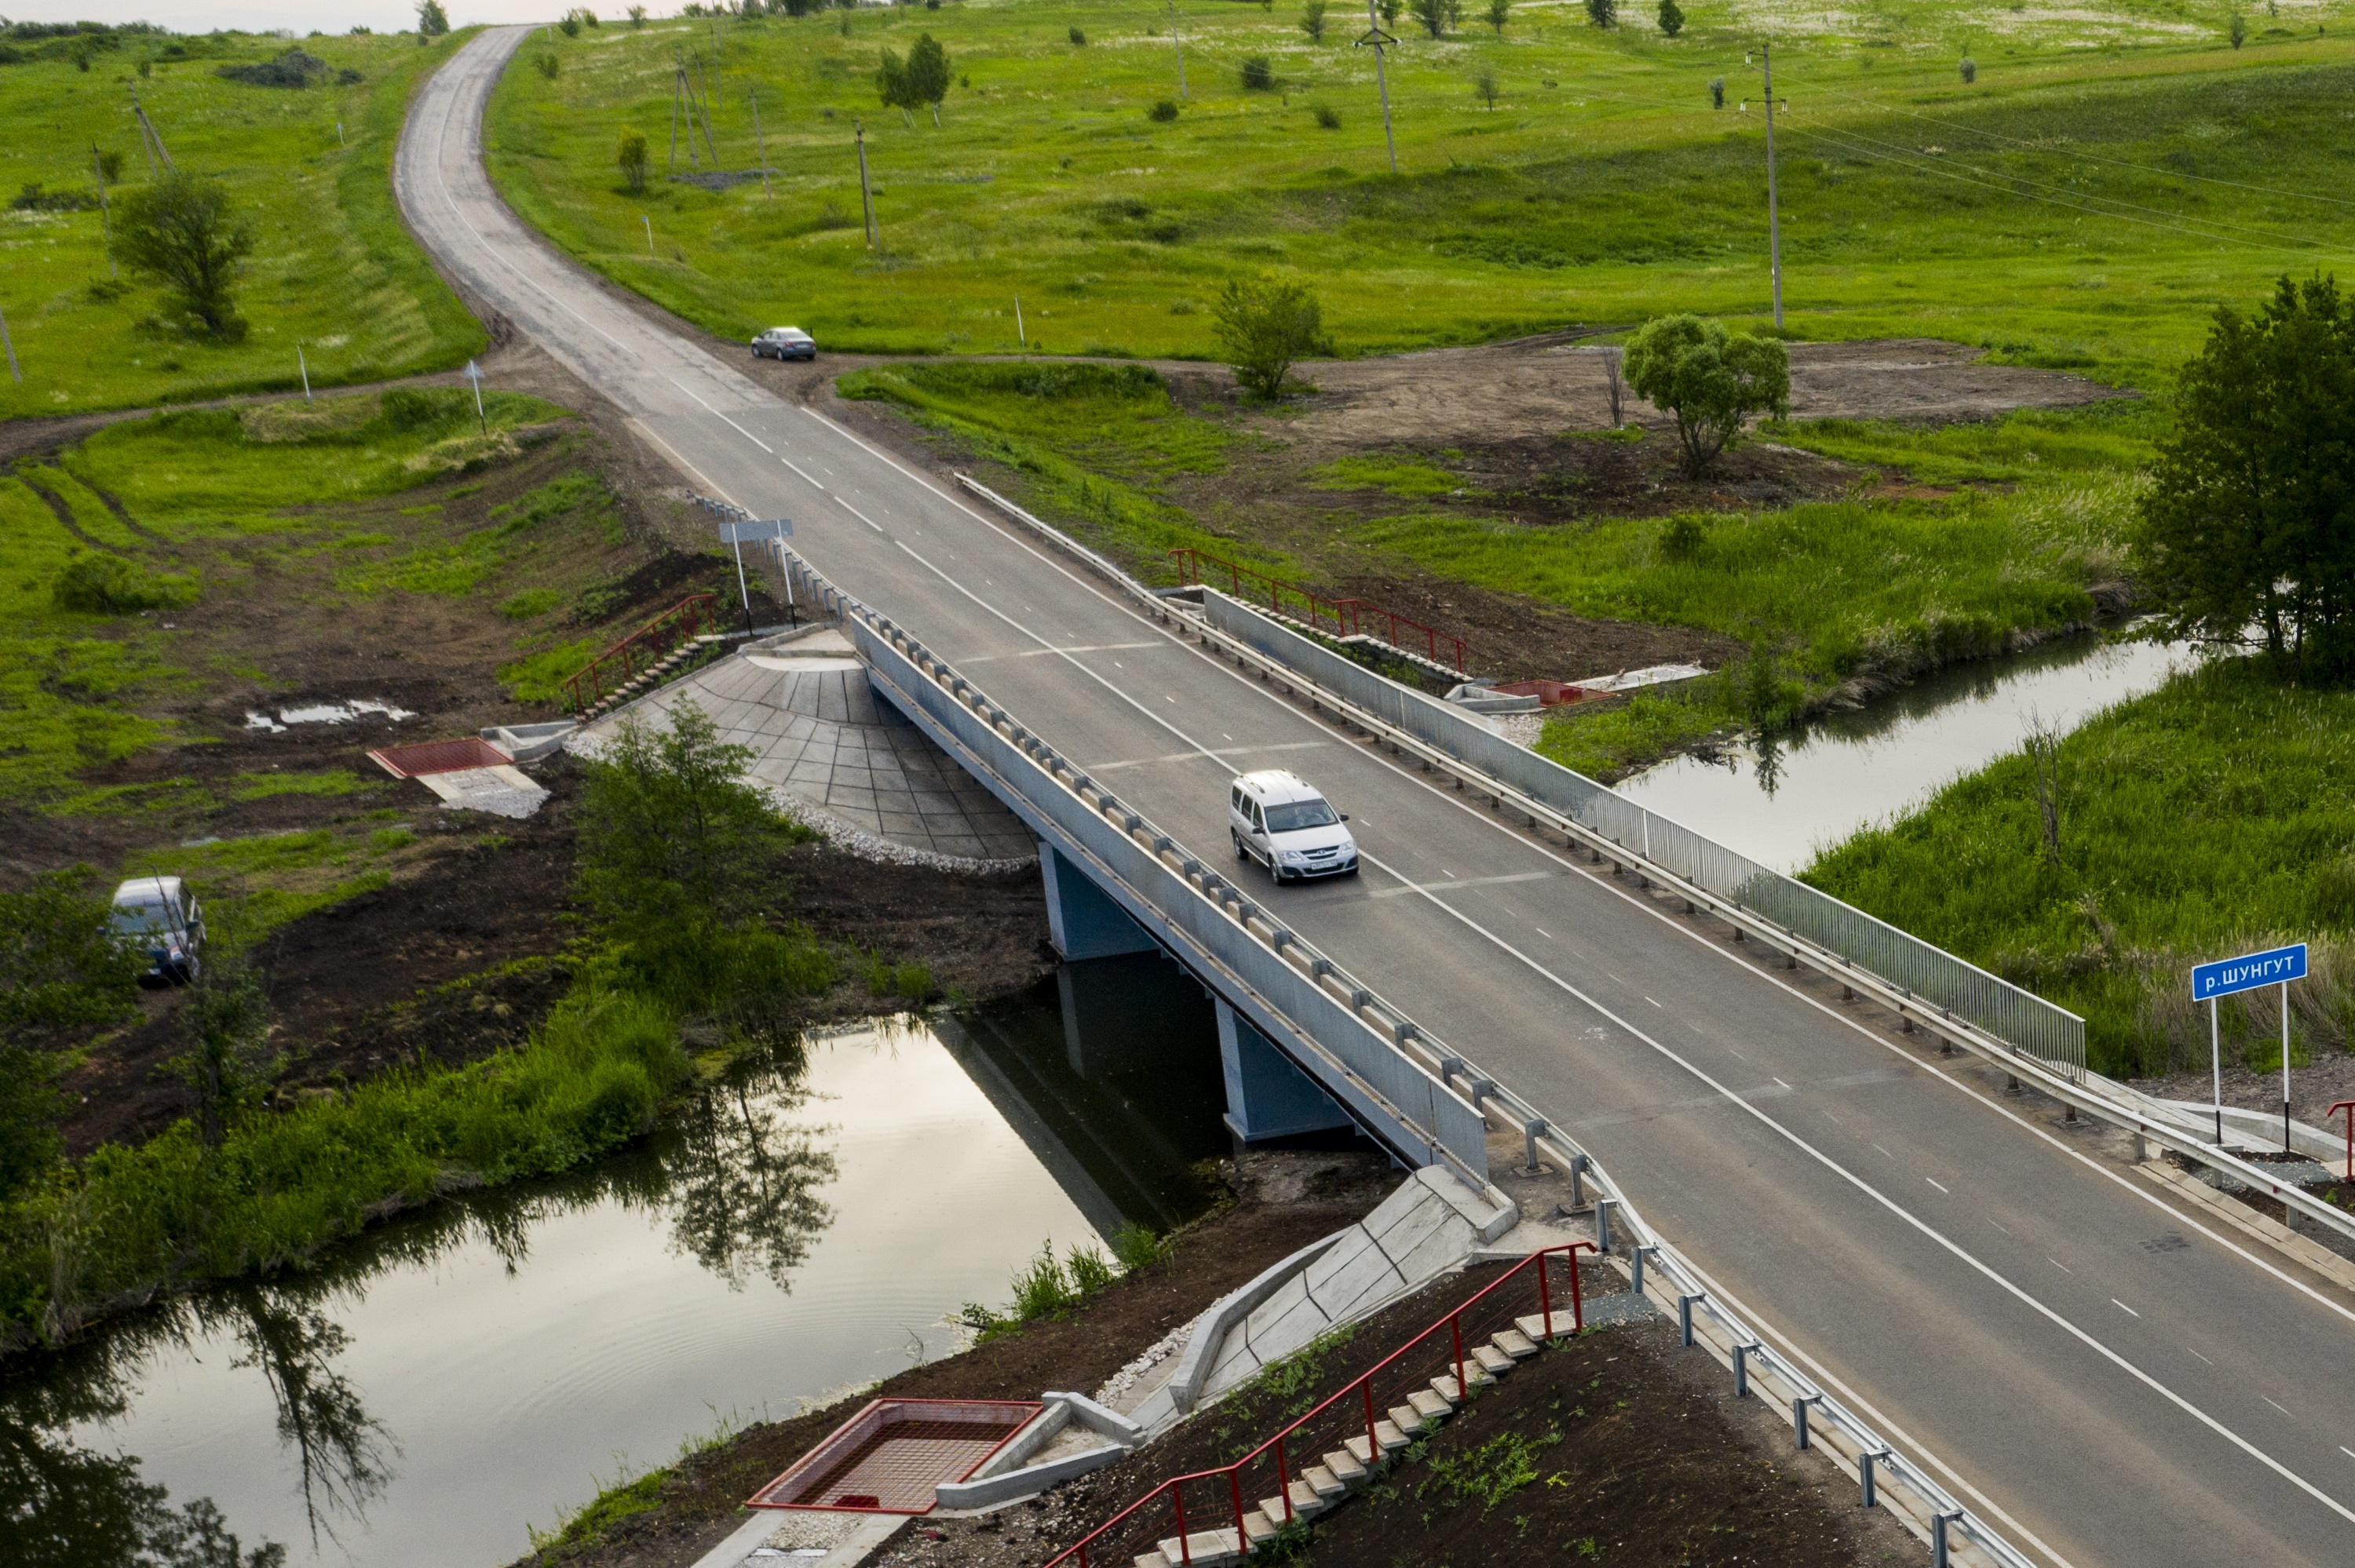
[1133,1318,1556,1566]
[575,634,726,722]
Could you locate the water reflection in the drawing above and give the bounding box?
[1618,631,2201,873]
[1,985,1221,1568]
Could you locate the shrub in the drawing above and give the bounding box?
[1657,514,1707,563]
[1708,75,1724,108]
[379,386,467,431]
[1959,54,1977,82]
[618,129,648,193]
[1586,0,1615,24]
[1622,314,1790,474]
[1213,275,1327,399]
[1656,0,1682,35]
[1312,102,1340,129]
[1240,55,1273,91]
[1148,98,1179,122]
[558,12,581,35]
[535,52,560,78]
[1301,0,1329,41]
[51,551,198,614]
[1110,1220,1165,1271]
[2230,11,2246,46]
[114,172,254,339]
[1068,24,1085,44]
[214,47,327,87]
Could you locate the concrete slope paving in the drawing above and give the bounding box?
[399,29,2355,1568]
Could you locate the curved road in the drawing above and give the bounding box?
[400,28,2355,1567]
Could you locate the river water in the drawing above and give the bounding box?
[1614,631,2202,875]
[0,959,1228,1568]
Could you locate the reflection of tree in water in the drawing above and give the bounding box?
[1750,731,1784,800]
[0,1034,840,1560]
[214,1288,397,1551]
[659,1043,837,1292]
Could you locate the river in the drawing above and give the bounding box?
[0,957,1228,1568]
[1614,630,2201,874]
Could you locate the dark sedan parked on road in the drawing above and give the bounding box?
[751,326,817,361]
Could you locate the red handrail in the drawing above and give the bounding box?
[1049,1242,1594,1566]
[1166,547,1469,673]
[559,593,721,713]
[2331,1100,2355,1183]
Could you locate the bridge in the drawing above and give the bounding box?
[397,28,2355,1567]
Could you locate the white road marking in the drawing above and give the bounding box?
[781,457,823,487]
[1926,1177,1949,1194]
[1367,870,1550,901]
[1774,1078,1792,1090]
[2266,1395,2292,1416]
[1534,927,1554,939]
[2050,1258,2072,1274]
[833,494,885,532]
[2190,1348,2214,1365]
[2116,1300,2141,1318]
[1647,997,1664,1009]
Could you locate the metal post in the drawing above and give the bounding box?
[1276,1431,1292,1522]
[1762,42,1784,328]
[297,344,310,401]
[1933,1510,1959,1567]
[1568,1151,1589,1208]
[1364,1381,1378,1460]
[0,301,22,384]
[1733,1342,1749,1398]
[1794,1393,1820,1448]
[1520,1118,1546,1172]
[1860,1449,1886,1509]
[643,214,655,256]
[855,122,878,249]
[730,536,754,635]
[93,145,116,278]
[2283,979,2293,1153]
[748,92,773,201]
[1538,1247,1553,1333]
[1632,1244,1656,1300]
[1451,1315,1466,1402]
[1594,1197,1616,1255]
[1359,0,1399,175]
[1014,295,1025,348]
[1678,1293,1700,1347]
[2211,996,2223,1145]
[1167,0,1188,99]
[1174,1486,1190,1565]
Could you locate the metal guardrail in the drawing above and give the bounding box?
[1166,546,1469,673]
[1197,589,2090,1081]
[558,592,720,714]
[761,494,2047,1568]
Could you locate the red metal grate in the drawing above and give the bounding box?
[367,737,512,779]
[747,1399,1043,1515]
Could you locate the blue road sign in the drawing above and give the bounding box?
[2191,943,2308,1002]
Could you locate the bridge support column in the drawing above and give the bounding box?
[1040,844,1157,961]
[1217,997,1353,1143]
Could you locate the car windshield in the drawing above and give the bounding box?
[1265,799,1339,833]
[110,903,173,935]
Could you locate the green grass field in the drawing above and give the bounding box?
[488,0,2355,381]
[1806,659,2355,1078]
[0,29,485,418]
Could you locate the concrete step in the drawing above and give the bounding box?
[1406,1388,1452,1424]
[1152,1530,1241,1566]
[1389,1402,1430,1436]
[1302,1464,1345,1501]
[1431,1369,1492,1405]
[1473,1344,1517,1377]
[1257,1479,1328,1522]
[1134,1555,1173,1568]
[1347,1420,1412,1467]
[1242,1511,1279,1549]
[1493,1328,1540,1359]
[1516,1310,1582,1342]
[1322,1447,1368,1486]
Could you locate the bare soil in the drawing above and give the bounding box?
[2134,1052,2355,1132]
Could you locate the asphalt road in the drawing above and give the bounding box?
[399,29,2355,1567]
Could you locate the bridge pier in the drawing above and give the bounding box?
[1217,996,1356,1143]
[1040,844,1158,961]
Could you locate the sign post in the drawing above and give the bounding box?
[2190,943,2309,1151]
[463,359,487,436]
[716,517,793,636]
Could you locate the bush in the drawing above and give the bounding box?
[1657,514,1707,562]
[1959,55,1977,82]
[215,47,327,87]
[1240,55,1273,91]
[114,171,254,340]
[618,129,648,193]
[1708,75,1724,108]
[1656,0,1682,35]
[1622,313,1790,475]
[535,52,560,78]
[1312,102,1340,129]
[1068,24,1085,44]
[378,386,467,431]
[51,551,198,614]
[1110,1220,1165,1271]
[1212,275,1328,399]
[1148,98,1179,122]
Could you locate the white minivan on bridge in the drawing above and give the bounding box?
[1229,770,1359,884]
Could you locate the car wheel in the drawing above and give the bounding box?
[1233,830,1248,861]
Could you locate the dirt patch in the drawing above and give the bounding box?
[2133,1052,2355,1133]
[508,1151,1404,1568]
[1254,333,2129,452]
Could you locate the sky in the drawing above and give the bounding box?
[5,2,565,37]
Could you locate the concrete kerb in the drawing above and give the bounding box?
[1169,589,2355,1255]
[1165,1233,1348,1413]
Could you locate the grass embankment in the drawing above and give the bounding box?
[0,27,484,418]
[491,0,2355,378]
[1806,658,2355,1080]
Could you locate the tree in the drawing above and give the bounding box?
[576,702,794,941]
[416,0,449,36]
[1409,0,1456,36]
[1212,275,1327,400]
[1378,0,1402,24]
[2136,274,2355,675]
[1621,313,1790,475]
[115,172,255,339]
[1656,0,1683,35]
[906,32,950,124]
[0,870,142,1208]
[1240,55,1274,90]
[1959,54,1977,82]
[1585,0,1616,24]
[1475,71,1498,109]
[618,129,648,191]
[176,946,278,1149]
[1068,24,1086,44]
[1484,0,1510,32]
[1301,0,1329,42]
[2230,11,2246,46]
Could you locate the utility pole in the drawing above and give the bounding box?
[1357,0,1400,176]
[0,301,20,385]
[1167,0,1188,100]
[643,213,655,255]
[855,121,878,250]
[1762,41,1784,329]
[749,91,773,201]
[298,344,311,401]
[131,90,174,175]
[93,145,116,279]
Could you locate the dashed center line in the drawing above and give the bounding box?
[2115,1300,2141,1318]
[2265,1395,2292,1416]
[1926,1177,1950,1194]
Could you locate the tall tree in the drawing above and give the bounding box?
[905,32,951,125]
[1212,275,1328,400]
[415,0,450,35]
[1300,0,1329,41]
[115,172,254,340]
[0,870,141,1207]
[2138,274,2355,675]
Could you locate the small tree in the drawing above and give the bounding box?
[558,12,580,35]
[1485,0,1511,33]
[1301,0,1329,42]
[1586,0,1615,25]
[175,947,278,1149]
[1708,75,1724,108]
[628,4,647,23]
[618,129,648,192]
[115,172,255,340]
[2229,11,2246,46]
[1241,55,1274,90]
[877,48,914,124]
[1409,0,1452,37]
[1212,275,1327,400]
[1475,71,1498,109]
[1959,54,1977,82]
[1068,24,1086,44]
[1656,0,1683,35]
[0,870,143,1207]
[416,0,450,35]
[907,33,951,124]
[1621,313,1790,475]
